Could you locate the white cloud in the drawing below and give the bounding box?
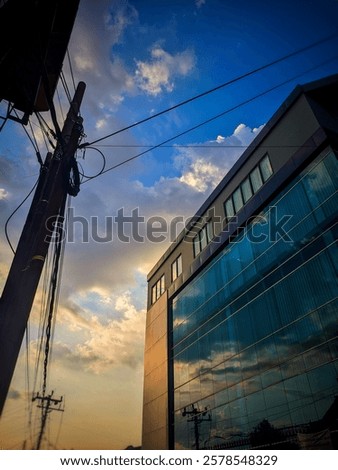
[56,291,146,373]
[104,0,138,45]
[68,0,137,117]
[74,54,95,73]
[68,0,196,125]
[175,123,265,193]
[135,46,196,96]
[95,119,107,130]
[0,188,9,200]
[179,159,220,192]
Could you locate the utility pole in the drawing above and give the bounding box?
[0,81,86,415]
[32,390,64,450]
[182,404,212,450]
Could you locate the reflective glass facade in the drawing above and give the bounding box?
[170,148,338,450]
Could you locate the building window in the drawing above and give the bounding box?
[260,154,273,182]
[241,177,253,203]
[224,154,273,223]
[250,166,263,193]
[193,220,214,257]
[151,274,165,304]
[193,236,201,257]
[171,254,183,282]
[224,197,235,221]
[233,187,244,212]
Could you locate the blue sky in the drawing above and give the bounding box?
[78,0,338,186]
[1,0,338,450]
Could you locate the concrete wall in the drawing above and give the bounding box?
[142,292,169,449]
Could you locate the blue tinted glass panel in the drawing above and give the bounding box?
[171,149,338,449]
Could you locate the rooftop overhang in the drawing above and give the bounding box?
[0,0,80,116]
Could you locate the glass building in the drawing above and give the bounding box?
[142,75,338,450]
[172,148,337,449]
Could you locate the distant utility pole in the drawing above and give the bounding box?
[32,390,64,450]
[182,404,212,450]
[0,82,86,415]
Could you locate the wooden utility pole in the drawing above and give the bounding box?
[32,391,64,450]
[0,82,86,415]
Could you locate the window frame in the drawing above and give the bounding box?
[171,254,183,282]
[193,220,214,257]
[241,176,253,203]
[260,153,273,183]
[224,197,235,222]
[250,165,264,193]
[233,186,244,213]
[223,153,273,222]
[151,274,165,304]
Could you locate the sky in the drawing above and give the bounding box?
[1,0,338,450]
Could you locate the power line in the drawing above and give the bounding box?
[91,144,326,149]
[82,56,338,181]
[80,32,338,148]
[78,146,106,181]
[4,179,39,254]
[56,88,66,123]
[66,49,77,94]
[12,110,44,166]
[60,72,72,104]
[35,112,57,149]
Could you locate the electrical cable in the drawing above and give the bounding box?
[56,88,65,123]
[26,120,40,154]
[30,196,68,450]
[24,321,31,440]
[4,179,39,254]
[78,146,107,180]
[35,112,57,144]
[46,197,70,385]
[93,144,325,149]
[0,101,11,132]
[12,110,43,166]
[30,251,51,445]
[79,32,338,149]
[82,56,338,182]
[41,195,67,397]
[67,49,77,94]
[54,395,65,449]
[60,71,72,104]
